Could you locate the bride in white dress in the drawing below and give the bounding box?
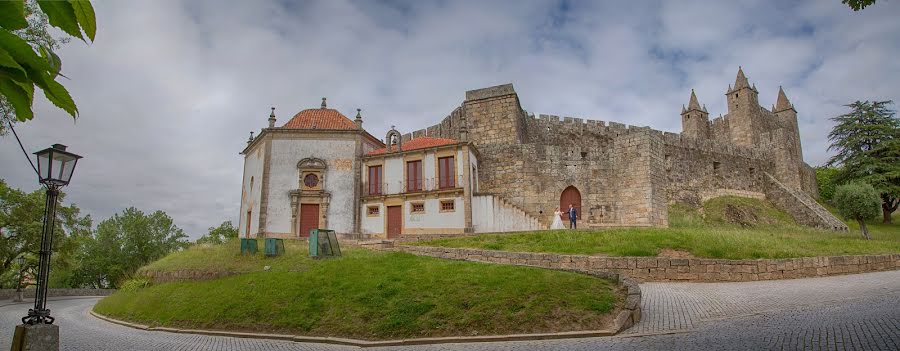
[550,207,566,230]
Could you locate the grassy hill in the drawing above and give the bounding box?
[94,242,622,340]
[416,196,900,259]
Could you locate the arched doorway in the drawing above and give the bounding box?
[560,186,582,226]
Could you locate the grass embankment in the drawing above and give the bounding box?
[415,196,900,259]
[96,241,621,339]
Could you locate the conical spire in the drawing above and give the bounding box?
[734,66,750,90]
[775,86,792,111]
[688,89,702,110]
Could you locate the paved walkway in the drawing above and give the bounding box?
[1,270,898,350]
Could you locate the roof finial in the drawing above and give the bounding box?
[321,97,327,109]
[354,108,363,129]
[356,108,362,119]
[248,131,254,144]
[268,107,276,128]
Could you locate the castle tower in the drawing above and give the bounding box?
[725,67,760,147]
[681,89,710,139]
[772,86,804,189]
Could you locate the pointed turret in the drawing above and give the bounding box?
[688,89,702,110]
[734,66,750,90]
[774,86,794,112]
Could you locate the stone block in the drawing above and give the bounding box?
[10,324,59,351]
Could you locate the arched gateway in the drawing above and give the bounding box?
[559,186,582,225]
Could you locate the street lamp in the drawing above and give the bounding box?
[22,144,81,325]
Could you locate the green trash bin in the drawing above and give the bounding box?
[309,229,341,258]
[240,238,258,255]
[264,238,285,257]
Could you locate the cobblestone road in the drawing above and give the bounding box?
[1,270,898,350]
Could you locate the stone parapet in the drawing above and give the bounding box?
[0,288,115,300]
[141,270,237,284]
[392,246,899,283]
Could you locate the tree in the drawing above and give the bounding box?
[842,0,877,11]
[826,100,900,223]
[0,179,91,288]
[833,183,881,239]
[72,207,189,288]
[0,0,96,133]
[816,166,841,203]
[196,221,238,245]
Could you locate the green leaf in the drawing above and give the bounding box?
[23,65,77,118]
[0,78,34,121]
[37,0,84,41]
[0,30,52,71]
[0,1,28,31]
[0,47,28,82]
[37,45,61,78]
[70,0,96,42]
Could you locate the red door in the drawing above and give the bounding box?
[387,206,402,238]
[299,204,319,237]
[560,186,582,224]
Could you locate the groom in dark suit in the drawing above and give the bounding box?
[568,204,578,229]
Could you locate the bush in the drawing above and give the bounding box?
[119,278,151,292]
[834,183,881,239]
[816,166,841,202]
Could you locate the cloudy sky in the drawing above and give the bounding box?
[1,0,898,239]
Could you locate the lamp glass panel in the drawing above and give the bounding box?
[52,151,79,183]
[51,156,63,183]
[37,151,51,181]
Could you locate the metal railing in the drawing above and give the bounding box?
[362,175,466,196]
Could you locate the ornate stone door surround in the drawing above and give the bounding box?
[290,158,331,237]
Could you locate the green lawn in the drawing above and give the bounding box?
[414,197,900,260]
[96,246,621,339]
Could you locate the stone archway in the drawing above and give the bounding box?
[560,186,582,225]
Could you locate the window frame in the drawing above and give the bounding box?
[439,199,455,212]
[366,205,380,217]
[438,156,455,189]
[410,201,425,214]
[406,160,423,192]
[368,165,382,195]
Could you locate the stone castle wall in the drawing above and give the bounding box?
[394,82,834,230]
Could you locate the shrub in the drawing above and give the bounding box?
[834,183,881,239]
[119,278,151,292]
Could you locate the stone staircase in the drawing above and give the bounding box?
[472,193,544,232]
[763,173,848,231]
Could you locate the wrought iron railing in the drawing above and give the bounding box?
[362,175,466,196]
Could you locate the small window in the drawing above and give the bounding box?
[580,151,588,159]
[713,161,721,172]
[411,202,425,213]
[440,200,455,212]
[749,167,755,174]
[367,205,380,216]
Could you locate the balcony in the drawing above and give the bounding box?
[362,175,466,197]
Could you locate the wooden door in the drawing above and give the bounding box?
[299,204,319,238]
[560,186,582,223]
[387,205,402,238]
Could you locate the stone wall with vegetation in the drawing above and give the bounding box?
[0,288,115,300]
[393,245,899,283]
[764,173,848,231]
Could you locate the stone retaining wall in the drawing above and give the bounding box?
[0,288,115,300]
[140,270,236,283]
[394,246,900,282]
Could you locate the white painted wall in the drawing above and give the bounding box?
[404,198,465,229]
[267,138,357,234]
[469,149,479,192]
[239,145,264,238]
[384,157,403,194]
[423,152,435,181]
[472,195,541,233]
[361,204,383,234]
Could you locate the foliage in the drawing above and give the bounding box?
[0,179,91,288]
[842,0,877,11]
[96,249,620,339]
[417,198,900,259]
[195,221,238,245]
[833,183,882,239]
[118,277,150,293]
[72,207,190,288]
[816,166,842,202]
[826,100,900,223]
[0,0,96,132]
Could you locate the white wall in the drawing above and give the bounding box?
[404,198,465,229]
[239,145,264,238]
[472,195,541,233]
[423,152,435,181]
[267,138,357,234]
[469,149,479,192]
[360,204,383,235]
[384,157,403,194]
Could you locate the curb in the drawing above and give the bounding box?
[89,310,620,347]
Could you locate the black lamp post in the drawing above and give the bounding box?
[21,144,81,325]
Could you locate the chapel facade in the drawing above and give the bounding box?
[239,68,847,239]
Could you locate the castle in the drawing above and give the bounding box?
[238,68,847,239]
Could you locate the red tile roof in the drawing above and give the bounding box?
[282,108,358,130]
[366,136,458,156]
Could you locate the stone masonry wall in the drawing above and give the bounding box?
[0,289,115,300]
[764,173,848,231]
[394,245,899,283]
